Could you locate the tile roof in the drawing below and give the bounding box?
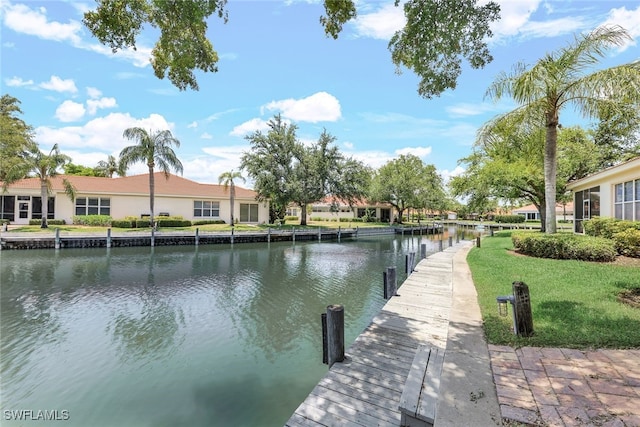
[5,173,259,199]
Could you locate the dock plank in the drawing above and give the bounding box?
[285,242,471,427]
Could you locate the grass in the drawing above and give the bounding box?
[468,231,640,349]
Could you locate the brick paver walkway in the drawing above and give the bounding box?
[489,345,640,426]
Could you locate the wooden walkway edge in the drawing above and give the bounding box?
[285,242,472,427]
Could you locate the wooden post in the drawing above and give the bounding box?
[386,266,397,298]
[55,228,60,250]
[355,226,359,239]
[456,232,460,243]
[383,271,389,299]
[195,227,199,246]
[448,236,453,247]
[405,254,410,274]
[106,228,112,248]
[321,313,328,364]
[326,305,344,367]
[490,228,494,237]
[293,227,296,243]
[513,281,534,337]
[318,227,321,241]
[438,238,443,252]
[231,227,234,244]
[420,243,427,259]
[476,236,481,248]
[461,230,465,240]
[151,228,155,247]
[338,226,341,242]
[268,227,271,243]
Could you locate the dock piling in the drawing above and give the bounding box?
[326,305,344,367]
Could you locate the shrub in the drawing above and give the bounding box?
[157,219,192,227]
[613,228,640,258]
[73,215,112,226]
[192,219,226,225]
[112,219,135,228]
[512,232,616,262]
[494,215,525,224]
[284,216,299,223]
[583,217,640,239]
[136,219,151,228]
[29,219,66,225]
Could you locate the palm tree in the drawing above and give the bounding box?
[95,155,125,178]
[25,143,75,228]
[119,128,183,228]
[486,25,640,233]
[218,170,245,226]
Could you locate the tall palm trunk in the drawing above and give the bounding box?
[40,179,48,228]
[148,165,155,228]
[230,182,235,226]
[544,111,558,234]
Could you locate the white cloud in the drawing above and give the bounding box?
[5,76,33,87]
[230,118,270,137]
[188,121,198,129]
[86,87,102,99]
[2,2,82,44]
[196,145,251,184]
[352,2,405,40]
[439,166,465,183]
[200,132,213,139]
[36,112,174,151]
[395,146,432,158]
[601,6,640,52]
[40,75,77,93]
[86,97,117,115]
[343,141,354,149]
[2,1,151,68]
[55,100,85,122]
[488,0,542,40]
[262,92,341,123]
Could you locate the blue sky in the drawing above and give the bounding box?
[2,0,639,186]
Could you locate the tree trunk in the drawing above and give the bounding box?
[300,203,307,226]
[230,183,235,226]
[40,179,48,229]
[148,167,155,228]
[544,111,559,234]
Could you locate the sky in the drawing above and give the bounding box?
[1,0,639,187]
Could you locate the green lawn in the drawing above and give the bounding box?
[468,232,640,349]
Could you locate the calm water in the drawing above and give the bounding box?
[0,233,451,427]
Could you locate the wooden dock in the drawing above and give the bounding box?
[285,242,470,427]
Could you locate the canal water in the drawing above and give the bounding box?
[0,231,462,427]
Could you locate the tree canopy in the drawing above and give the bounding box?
[83,0,499,96]
[369,154,445,223]
[240,115,370,225]
[0,94,36,185]
[485,25,640,233]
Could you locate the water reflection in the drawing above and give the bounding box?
[0,233,465,426]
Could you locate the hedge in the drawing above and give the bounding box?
[583,217,640,239]
[192,219,226,225]
[73,215,112,226]
[157,219,192,227]
[112,220,135,228]
[613,228,640,258]
[494,215,525,224]
[512,232,616,262]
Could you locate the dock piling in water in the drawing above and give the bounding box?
[326,305,344,367]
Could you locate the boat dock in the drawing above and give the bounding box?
[285,241,477,426]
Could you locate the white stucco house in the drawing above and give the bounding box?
[566,156,640,233]
[0,172,269,225]
[511,202,574,221]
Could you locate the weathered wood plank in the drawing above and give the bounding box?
[311,384,399,424]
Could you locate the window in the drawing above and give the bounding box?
[614,180,639,221]
[574,186,599,233]
[0,196,15,221]
[75,197,111,216]
[240,203,259,222]
[193,200,220,217]
[31,197,55,219]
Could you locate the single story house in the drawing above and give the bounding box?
[0,172,269,225]
[288,198,393,222]
[511,202,574,221]
[566,156,640,233]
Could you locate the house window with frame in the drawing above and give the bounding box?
[32,197,55,219]
[240,203,259,222]
[75,197,111,216]
[614,179,640,221]
[193,201,220,217]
